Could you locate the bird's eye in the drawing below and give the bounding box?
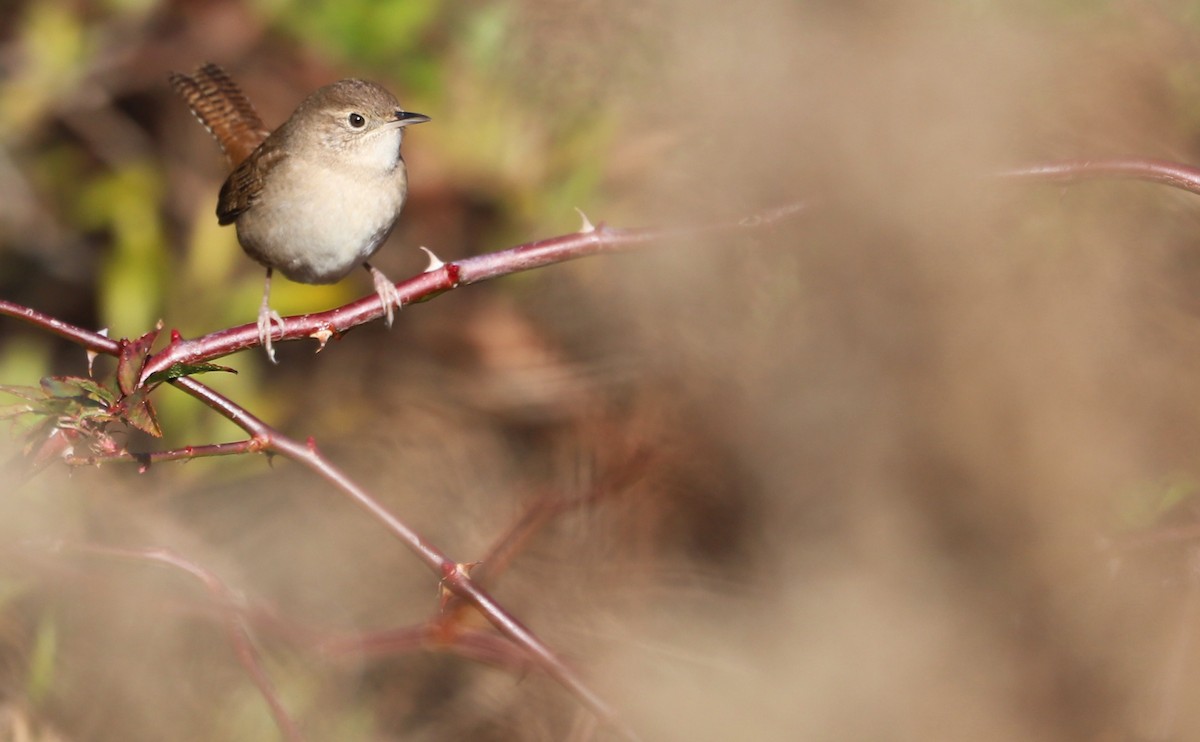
[348,113,366,128]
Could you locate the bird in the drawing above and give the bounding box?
[169,63,429,361]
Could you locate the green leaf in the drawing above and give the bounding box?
[71,377,116,404]
[40,377,82,398]
[39,376,114,405]
[144,362,236,386]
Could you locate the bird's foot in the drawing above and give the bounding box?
[368,264,401,327]
[257,302,285,364]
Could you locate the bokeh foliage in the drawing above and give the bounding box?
[0,0,624,447]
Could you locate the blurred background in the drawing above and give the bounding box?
[7,0,1200,739]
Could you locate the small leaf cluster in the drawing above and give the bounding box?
[0,325,232,468]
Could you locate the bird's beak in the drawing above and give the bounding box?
[394,110,430,127]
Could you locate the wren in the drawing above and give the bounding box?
[169,63,429,361]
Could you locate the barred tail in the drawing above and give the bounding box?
[169,63,269,167]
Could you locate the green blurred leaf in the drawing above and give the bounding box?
[26,612,57,704]
[0,337,54,393]
[1116,476,1200,528]
[0,2,88,138]
[80,165,170,337]
[462,3,511,68]
[0,384,46,402]
[265,0,442,66]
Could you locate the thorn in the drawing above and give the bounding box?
[310,326,334,352]
[575,207,595,233]
[88,329,109,376]
[438,561,482,603]
[419,246,445,272]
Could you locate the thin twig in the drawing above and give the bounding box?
[0,204,812,740]
[171,376,639,740]
[995,158,1200,196]
[64,439,265,468]
[0,301,118,353]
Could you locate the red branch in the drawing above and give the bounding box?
[139,202,809,378]
[1,170,1195,737]
[0,302,119,354]
[64,440,263,468]
[171,376,636,738]
[996,158,1200,196]
[0,208,816,740]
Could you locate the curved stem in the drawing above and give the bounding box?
[171,376,636,739]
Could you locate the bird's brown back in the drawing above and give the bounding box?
[169,63,270,168]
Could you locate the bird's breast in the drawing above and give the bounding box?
[235,158,409,284]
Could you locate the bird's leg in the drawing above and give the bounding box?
[366,262,400,327]
[257,267,285,364]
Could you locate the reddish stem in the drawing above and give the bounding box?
[64,440,263,468]
[171,376,637,739]
[996,158,1200,195]
[139,202,810,378]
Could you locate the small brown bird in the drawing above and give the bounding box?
[169,63,429,361]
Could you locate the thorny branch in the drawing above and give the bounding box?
[3,160,1199,736]
[171,374,609,711]
[0,207,811,740]
[137,201,810,377]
